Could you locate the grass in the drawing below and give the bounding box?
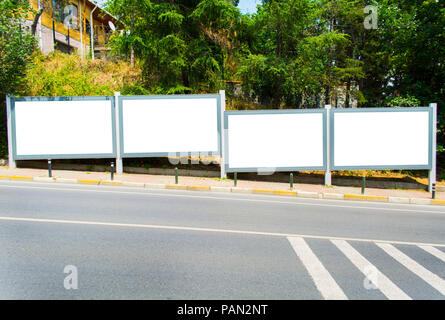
[20,51,142,97]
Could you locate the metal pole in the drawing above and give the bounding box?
[428,103,437,193]
[48,160,52,178]
[290,173,294,190]
[53,20,56,50]
[175,167,178,184]
[79,0,83,57]
[324,105,332,186]
[90,4,98,60]
[114,92,123,174]
[234,172,237,187]
[110,162,114,181]
[67,26,70,50]
[219,90,227,179]
[6,94,16,169]
[361,174,366,195]
[38,0,43,50]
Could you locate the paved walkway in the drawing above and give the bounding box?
[0,166,442,200]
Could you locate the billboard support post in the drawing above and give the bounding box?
[219,90,227,179]
[115,92,123,174]
[6,94,16,169]
[324,104,331,186]
[428,103,437,193]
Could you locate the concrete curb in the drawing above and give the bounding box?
[122,181,145,188]
[297,191,320,199]
[33,177,55,182]
[55,178,78,184]
[144,183,166,189]
[322,193,345,200]
[210,186,231,193]
[0,174,443,206]
[388,197,410,204]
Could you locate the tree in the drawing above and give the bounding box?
[237,0,357,108]
[0,0,36,157]
[0,0,36,98]
[105,0,241,94]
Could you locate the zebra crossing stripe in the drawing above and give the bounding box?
[331,240,411,300]
[418,245,445,263]
[287,237,347,300]
[376,243,445,296]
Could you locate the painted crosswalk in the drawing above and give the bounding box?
[288,237,347,300]
[287,237,445,300]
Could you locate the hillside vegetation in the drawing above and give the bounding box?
[20,51,142,97]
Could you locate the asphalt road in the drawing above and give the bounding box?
[0,180,444,300]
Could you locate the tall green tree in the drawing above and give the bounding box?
[237,0,358,108]
[105,0,241,94]
[0,0,36,157]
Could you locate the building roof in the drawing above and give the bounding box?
[87,0,122,28]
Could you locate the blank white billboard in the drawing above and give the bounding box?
[333,110,431,169]
[121,97,219,155]
[13,99,114,158]
[226,111,325,171]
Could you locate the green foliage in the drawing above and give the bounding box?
[20,51,141,96]
[386,95,421,108]
[0,0,36,158]
[0,0,36,98]
[105,0,241,93]
[1,0,443,168]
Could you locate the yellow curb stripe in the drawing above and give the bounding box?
[366,195,388,202]
[344,194,388,202]
[253,189,275,194]
[10,176,33,180]
[187,185,210,191]
[101,181,123,186]
[275,190,297,196]
[78,180,100,185]
[344,194,366,200]
[431,199,445,205]
[0,175,10,179]
[166,184,187,190]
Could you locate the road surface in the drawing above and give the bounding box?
[0,180,444,299]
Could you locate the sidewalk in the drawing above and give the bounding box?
[0,166,444,205]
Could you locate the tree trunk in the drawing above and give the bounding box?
[130,7,135,67]
[324,86,330,106]
[273,23,282,108]
[31,8,44,36]
[345,80,351,108]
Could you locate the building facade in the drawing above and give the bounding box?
[26,0,121,59]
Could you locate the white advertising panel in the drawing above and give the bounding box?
[332,109,431,169]
[13,99,114,159]
[226,111,325,171]
[121,96,219,155]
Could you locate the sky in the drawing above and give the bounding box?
[95,0,261,15]
[237,0,261,14]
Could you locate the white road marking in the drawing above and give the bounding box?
[418,245,445,263]
[331,240,411,300]
[376,243,445,296]
[287,237,347,300]
[0,181,444,215]
[0,216,444,248]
